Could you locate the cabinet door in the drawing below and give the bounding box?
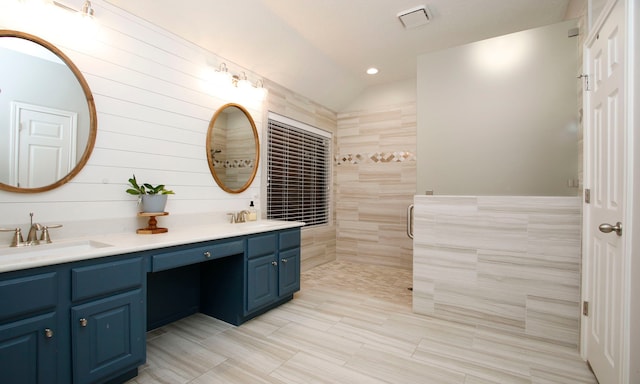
[0,312,57,384]
[71,289,144,384]
[279,248,300,297]
[246,254,278,313]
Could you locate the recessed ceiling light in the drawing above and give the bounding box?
[366,67,379,75]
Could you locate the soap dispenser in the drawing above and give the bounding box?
[248,201,257,221]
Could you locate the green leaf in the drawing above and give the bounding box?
[126,174,174,195]
[126,174,145,195]
[128,176,139,189]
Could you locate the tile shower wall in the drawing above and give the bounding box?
[413,195,582,348]
[336,103,416,269]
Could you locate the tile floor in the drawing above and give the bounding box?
[127,261,597,384]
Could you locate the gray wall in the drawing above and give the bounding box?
[417,20,579,196]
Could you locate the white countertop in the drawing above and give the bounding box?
[0,220,304,273]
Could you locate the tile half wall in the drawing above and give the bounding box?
[412,195,582,348]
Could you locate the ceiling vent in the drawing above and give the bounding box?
[397,5,431,29]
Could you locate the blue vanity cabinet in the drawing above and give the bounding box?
[0,271,60,384]
[0,225,300,383]
[200,227,301,325]
[246,233,279,313]
[70,256,146,384]
[0,254,146,384]
[245,228,301,316]
[278,229,301,297]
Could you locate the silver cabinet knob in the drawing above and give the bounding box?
[44,328,54,338]
[281,258,288,264]
[271,261,278,266]
[204,251,211,258]
[599,222,622,236]
[79,318,88,327]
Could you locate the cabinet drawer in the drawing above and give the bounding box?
[72,257,144,302]
[0,272,57,322]
[279,229,300,250]
[247,233,276,259]
[152,239,244,272]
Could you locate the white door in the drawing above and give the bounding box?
[583,0,626,383]
[10,102,77,188]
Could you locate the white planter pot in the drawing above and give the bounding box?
[140,194,168,213]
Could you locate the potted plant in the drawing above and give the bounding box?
[126,174,174,213]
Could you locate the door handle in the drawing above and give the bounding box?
[599,222,622,236]
[407,204,414,239]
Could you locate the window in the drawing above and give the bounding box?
[267,112,331,227]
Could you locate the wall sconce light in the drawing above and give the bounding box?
[9,0,98,43]
[207,63,268,101]
[51,0,98,46]
[235,72,253,90]
[212,62,232,85]
[254,79,268,100]
[80,0,94,17]
[52,0,95,17]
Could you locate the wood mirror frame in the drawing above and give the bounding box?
[206,103,260,193]
[0,30,97,193]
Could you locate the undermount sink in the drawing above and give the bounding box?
[0,239,114,259]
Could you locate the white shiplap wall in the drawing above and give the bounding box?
[0,1,265,238]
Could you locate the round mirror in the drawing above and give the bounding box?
[206,103,259,193]
[0,30,97,193]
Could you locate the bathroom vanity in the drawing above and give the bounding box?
[0,221,301,384]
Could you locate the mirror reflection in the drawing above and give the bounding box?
[0,30,96,193]
[206,103,259,193]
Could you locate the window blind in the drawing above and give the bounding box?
[267,115,331,227]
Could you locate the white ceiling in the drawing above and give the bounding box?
[104,0,574,112]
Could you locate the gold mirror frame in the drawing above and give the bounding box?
[206,103,260,193]
[0,30,97,193]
